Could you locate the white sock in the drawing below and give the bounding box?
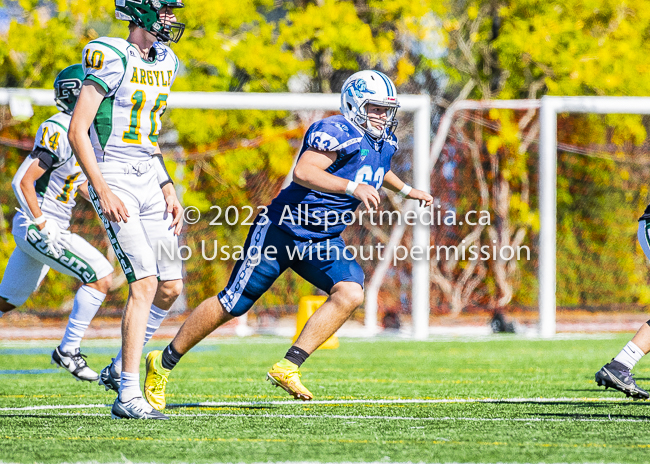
[614,341,645,370]
[59,285,105,353]
[111,305,168,378]
[119,371,141,402]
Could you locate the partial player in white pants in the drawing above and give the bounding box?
[0,64,114,382]
[0,211,114,382]
[595,218,650,399]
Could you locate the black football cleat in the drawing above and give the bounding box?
[595,360,649,399]
[98,361,121,393]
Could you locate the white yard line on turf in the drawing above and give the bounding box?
[1,411,649,423]
[171,397,636,407]
[0,396,636,411]
[0,403,109,411]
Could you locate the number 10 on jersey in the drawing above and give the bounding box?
[122,90,168,145]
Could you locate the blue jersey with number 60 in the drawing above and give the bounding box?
[267,115,398,240]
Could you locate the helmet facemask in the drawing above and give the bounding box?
[151,9,185,43]
[353,101,399,140]
[54,64,84,115]
[54,83,81,114]
[116,0,185,43]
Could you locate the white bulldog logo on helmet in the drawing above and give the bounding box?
[346,79,376,99]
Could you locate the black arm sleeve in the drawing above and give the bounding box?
[29,147,56,171]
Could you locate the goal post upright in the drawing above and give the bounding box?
[411,95,432,340]
[538,97,559,338]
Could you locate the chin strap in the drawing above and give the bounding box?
[354,116,384,140]
[365,120,382,138]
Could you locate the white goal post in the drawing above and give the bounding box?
[431,96,650,338]
[4,88,641,339]
[537,96,650,338]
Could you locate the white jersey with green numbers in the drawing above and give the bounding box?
[81,37,179,164]
[18,112,86,230]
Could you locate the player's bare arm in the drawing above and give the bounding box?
[161,182,183,235]
[294,149,381,210]
[77,180,90,202]
[17,161,47,229]
[12,156,65,257]
[69,81,129,223]
[382,170,433,207]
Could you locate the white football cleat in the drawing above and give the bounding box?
[111,396,169,420]
[51,346,99,382]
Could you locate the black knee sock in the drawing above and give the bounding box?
[284,345,309,367]
[161,343,183,371]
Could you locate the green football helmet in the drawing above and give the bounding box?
[115,0,185,43]
[54,64,84,115]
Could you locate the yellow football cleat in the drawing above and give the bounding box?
[266,360,313,401]
[144,350,171,411]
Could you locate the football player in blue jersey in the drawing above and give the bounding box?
[143,70,433,407]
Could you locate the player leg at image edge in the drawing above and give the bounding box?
[595,217,650,399]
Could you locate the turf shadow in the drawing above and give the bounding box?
[572,401,650,408]
[483,400,623,406]
[534,411,650,420]
[0,413,98,419]
[165,403,272,410]
[564,388,621,392]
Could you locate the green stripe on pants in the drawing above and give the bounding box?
[87,184,137,283]
[26,225,98,284]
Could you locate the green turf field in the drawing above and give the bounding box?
[2,335,650,463]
